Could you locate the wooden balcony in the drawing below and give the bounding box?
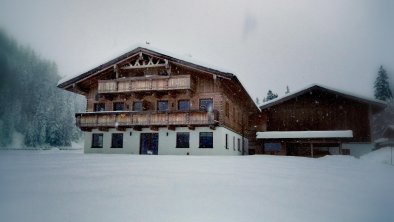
[98,75,194,94]
[75,110,219,131]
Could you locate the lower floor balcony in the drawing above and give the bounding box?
[76,110,219,131]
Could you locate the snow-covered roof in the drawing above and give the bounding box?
[256,130,353,139]
[259,84,386,110]
[57,43,235,87]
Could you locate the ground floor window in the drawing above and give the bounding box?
[91,133,103,148]
[176,132,190,148]
[264,143,281,153]
[199,132,213,148]
[238,138,241,151]
[342,148,350,155]
[111,133,123,148]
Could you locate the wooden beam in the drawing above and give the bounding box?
[122,63,167,70]
[80,127,92,132]
[168,125,176,131]
[116,127,126,131]
[133,126,142,131]
[150,126,159,131]
[114,64,120,79]
[99,127,109,132]
[310,143,314,157]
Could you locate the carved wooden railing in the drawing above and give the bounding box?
[75,110,218,128]
[98,75,193,93]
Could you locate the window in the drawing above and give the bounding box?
[111,133,123,148]
[199,132,213,148]
[91,133,103,148]
[113,102,124,111]
[199,99,213,112]
[238,138,241,151]
[233,136,235,150]
[94,103,105,112]
[225,102,229,117]
[176,132,190,148]
[157,100,168,111]
[264,143,281,152]
[133,101,143,111]
[225,134,228,149]
[178,100,190,111]
[342,149,350,155]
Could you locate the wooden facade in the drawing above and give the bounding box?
[258,85,385,157]
[58,46,261,154]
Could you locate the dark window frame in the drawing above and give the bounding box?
[157,100,169,112]
[133,101,143,111]
[199,98,213,111]
[94,103,105,112]
[113,102,125,111]
[178,100,190,111]
[111,133,123,148]
[238,138,241,151]
[199,132,213,148]
[91,133,103,148]
[176,132,190,148]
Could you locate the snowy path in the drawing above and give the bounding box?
[0,150,393,222]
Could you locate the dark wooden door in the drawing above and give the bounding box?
[140,133,159,155]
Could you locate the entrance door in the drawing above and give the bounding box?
[140,133,159,155]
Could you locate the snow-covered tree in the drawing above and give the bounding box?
[374,66,392,101]
[263,90,278,102]
[0,30,85,148]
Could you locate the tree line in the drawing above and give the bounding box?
[0,30,85,148]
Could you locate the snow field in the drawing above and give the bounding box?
[0,150,393,222]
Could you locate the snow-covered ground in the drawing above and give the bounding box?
[0,150,393,222]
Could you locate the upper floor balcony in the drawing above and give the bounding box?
[75,109,219,131]
[97,75,194,94]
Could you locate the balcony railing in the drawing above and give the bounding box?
[75,110,218,129]
[97,75,193,94]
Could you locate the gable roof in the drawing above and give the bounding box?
[57,45,259,112]
[57,45,235,88]
[260,84,386,110]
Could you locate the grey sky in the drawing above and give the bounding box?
[0,0,393,100]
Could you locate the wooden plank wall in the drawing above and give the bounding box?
[85,64,260,137]
[265,91,371,142]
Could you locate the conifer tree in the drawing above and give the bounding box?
[374,66,393,101]
[263,90,278,102]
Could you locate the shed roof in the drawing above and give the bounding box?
[259,84,386,110]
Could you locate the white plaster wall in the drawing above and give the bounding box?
[342,143,373,158]
[84,127,248,155]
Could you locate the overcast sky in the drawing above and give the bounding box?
[0,0,393,100]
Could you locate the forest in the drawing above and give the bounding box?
[0,30,84,148]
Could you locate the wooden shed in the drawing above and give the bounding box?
[257,84,386,157]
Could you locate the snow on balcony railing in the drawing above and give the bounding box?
[97,75,193,94]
